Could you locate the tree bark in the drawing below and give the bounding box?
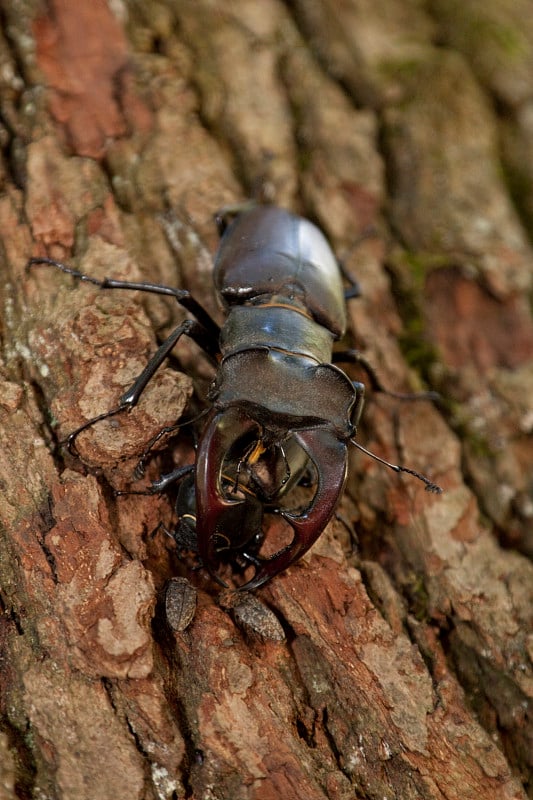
[0,1,532,799]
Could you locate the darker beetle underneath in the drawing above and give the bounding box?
[29,205,441,590]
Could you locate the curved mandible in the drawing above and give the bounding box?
[195,407,262,583]
[240,427,348,590]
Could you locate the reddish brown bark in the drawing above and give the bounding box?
[0,2,531,799]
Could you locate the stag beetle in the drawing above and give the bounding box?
[29,205,441,590]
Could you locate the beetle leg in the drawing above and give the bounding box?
[338,262,362,299]
[117,320,218,415]
[240,428,348,591]
[333,349,440,403]
[214,200,258,236]
[27,257,220,340]
[115,463,195,497]
[28,257,222,454]
[64,319,214,455]
[351,381,365,431]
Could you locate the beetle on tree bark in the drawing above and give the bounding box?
[29,204,441,590]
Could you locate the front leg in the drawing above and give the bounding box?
[27,256,222,454]
[334,349,439,403]
[64,319,217,455]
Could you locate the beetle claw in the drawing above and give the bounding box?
[195,408,264,584]
[240,428,348,590]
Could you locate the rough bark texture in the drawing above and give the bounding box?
[0,2,532,799]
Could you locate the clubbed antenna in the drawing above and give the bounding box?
[350,440,442,493]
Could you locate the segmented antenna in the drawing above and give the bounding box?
[350,440,442,493]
